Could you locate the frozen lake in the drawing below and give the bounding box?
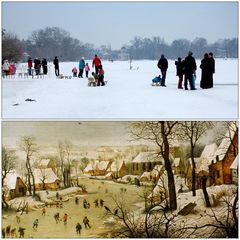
[2,59,238,119]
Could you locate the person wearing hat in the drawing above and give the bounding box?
[78,57,85,78]
[184,51,197,90]
[157,54,168,87]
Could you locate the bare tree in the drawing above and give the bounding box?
[19,136,38,196]
[2,146,17,188]
[131,121,178,210]
[2,146,17,209]
[178,121,213,196]
[57,139,73,188]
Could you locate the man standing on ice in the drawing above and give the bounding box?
[157,54,168,87]
[92,54,102,74]
[53,56,60,76]
[184,51,197,90]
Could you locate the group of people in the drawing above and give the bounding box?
[156,51,215,90]
[71,54,105,86]
[28,57,48,76]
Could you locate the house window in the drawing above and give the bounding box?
[217,171,220,178]
[143,163,146,171]
[136,163,139,170]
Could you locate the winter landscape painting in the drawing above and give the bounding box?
[2,2,238,119]
[2,121,238,238]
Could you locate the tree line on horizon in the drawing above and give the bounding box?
[2,26,238,63]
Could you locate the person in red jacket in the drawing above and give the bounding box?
[27,57,33,75]
[92,54,102,74]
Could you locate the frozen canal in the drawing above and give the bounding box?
[2,177,145,238]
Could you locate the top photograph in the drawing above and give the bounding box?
[2,1,238,119]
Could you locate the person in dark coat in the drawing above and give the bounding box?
[53,56,59,76]
[42,58,48,75]
[184,51,197,90]
[200,53,212,89]
[208,52,215,88]
[34,58,41,75]
[18,227,25,238]
[175,57,185,89]
[76,222,82,234]
[83,216,91,229]
[157,54,168,87]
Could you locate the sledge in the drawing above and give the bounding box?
[88,76,97,86]
[152,75,162,86]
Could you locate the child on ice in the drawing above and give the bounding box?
[152,75,162,86]
[72,67,78,77]
[85,63,90,78]
[88,72,98,86]
[97,65,105,86]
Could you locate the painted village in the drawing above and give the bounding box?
[2,121,238,238]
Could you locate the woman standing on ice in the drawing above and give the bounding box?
[200,53,212,89]
[78,57,85,78]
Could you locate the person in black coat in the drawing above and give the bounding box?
[157,54,168,87]
[34,57,41,75]
[208,52,215,88]
[184,51,197,90]
[53,56,59,76]
[200,53,212,89]
[42,58,48,75]
[175,57,185,89]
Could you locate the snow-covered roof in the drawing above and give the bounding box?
[4,171,22,190]
[140,172,151,179]
[107,160,125,172]
[97,146,114,152]
[172,158,181,167]
[132,152,162,163]
[98,161,110,171]
[200,143,218,159]
[84,161,99,172]
[214,126,237,162]
[230,155,238,169]
[149,172,189,198]
[33,168,59,184]
[39,159,52,167]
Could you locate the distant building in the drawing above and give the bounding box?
[39,159,56,173]
[107,160,128,178]
[118,47,130,61]
[83,160,112,176]
[33,168,60,190]
[171,158,185,177]
[209,128,238,185]
[3,172,27,200]
[131,152,165,175]
[187,143,218,189]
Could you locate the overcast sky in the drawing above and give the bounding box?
[2,2,238,50]
[2,121,135,148]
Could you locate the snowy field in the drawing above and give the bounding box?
[2,59,238,119]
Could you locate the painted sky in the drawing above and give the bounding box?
[2,2,238,49]
[2,121,135,148]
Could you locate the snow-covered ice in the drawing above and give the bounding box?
[2,59,238,119]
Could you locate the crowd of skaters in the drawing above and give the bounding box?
[2,193,108,238]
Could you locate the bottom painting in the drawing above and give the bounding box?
[2,121,238,238]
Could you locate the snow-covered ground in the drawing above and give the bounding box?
[2,59,238,119]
